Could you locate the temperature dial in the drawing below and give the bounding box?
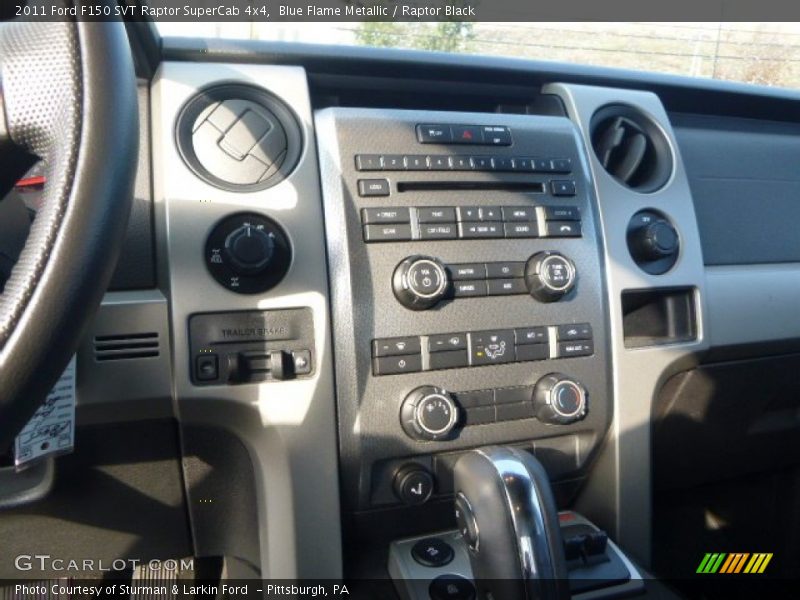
[393,256,450,310]
[533,373,588,425]
[400,386,459,441]
[524,251,577,302]
[205,212,291,294]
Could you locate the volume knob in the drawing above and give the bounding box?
[393,256,450,310]
[400,386,459,441]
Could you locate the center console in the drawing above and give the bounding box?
[315,108,612,512]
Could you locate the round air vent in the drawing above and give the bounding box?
[590,105,673,193]
[176,84,302,192]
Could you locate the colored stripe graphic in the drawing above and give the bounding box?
[698,553,773,574]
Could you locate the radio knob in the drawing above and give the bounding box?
[393,256,450,310]
[524,251,577,302]
[400,386,459,441]
[533,373,588,425]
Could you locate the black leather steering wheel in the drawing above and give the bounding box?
[0,17,138,450]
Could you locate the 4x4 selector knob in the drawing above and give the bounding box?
[400,386,459,441]
[224,224,275,274]
[627,210,680,275]
[533,373,588,425]
[393,256,450,310]
[524,251,577,302]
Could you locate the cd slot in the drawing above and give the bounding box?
[397,181,545,193]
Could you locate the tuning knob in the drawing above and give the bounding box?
[393,256,450,310]
[224,224,275,275]
[524,251,577,302]
[400,386,459,441]
[533,373,588,425]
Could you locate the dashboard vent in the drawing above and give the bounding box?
[94,332,159,362]
[591,105,673,193]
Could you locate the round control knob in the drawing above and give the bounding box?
[533,373,588,425]
[631,220,678,261]
[400,386,459,441]
[393,464,434,505]
[524,252,577,302]
[205,213,292,294]
[626,210,680,275]
[224,224,275,274]
[393,256,450,310]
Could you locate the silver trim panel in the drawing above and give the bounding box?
[151,63,341,578]
[545,83,709,567]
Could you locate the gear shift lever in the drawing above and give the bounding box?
[453,446,570,600]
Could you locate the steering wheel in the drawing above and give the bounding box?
[0,18,138,450]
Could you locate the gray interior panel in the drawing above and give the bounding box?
[672,112,800,266]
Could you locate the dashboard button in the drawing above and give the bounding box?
[428,155,451,170]
[357,179,390,197]
[515,326,548,345]
[459,222,503,239]
[551,180,577,196]
[418,207,457,223]
[453,280,488,297]
[373,354,422,375]
[495,386,533,405]
[394,465,434,505]
[487,278,527,295]
[556,323,593,341]
[512,157,534,171]
[455,389,495,408]
[471,156,494,170]
[419,223,458,240]
[551,158,573,173]
[544,205,580,221]
[502,206,537,221]
[482,126,512,146]
[456,206,481,222]
[383,155,405,170]
[486,262,525,278]
[492,156,514,171]
[452,125,482,144]
[196,354,219,381]
[450,156,474,170]
[429,349,469,370]
[412,538,455,568]
[429,575,476,600]
[464,405,496,425]
[417,124,453,144]
[405,154,429,170]
[545,221,582,237]
[363,223,412,242]
[516,343,549,362]
[361,207,410,224]
[447,263,487,280]
[497,402,533,422]
[429,332,468,352]
[355,154,382,170]
[479,206,502,221]
[504,222,539,238]
[557,340,594,358]
[469,330,515,365]
[533,158,554,172]
[372,336,422,357]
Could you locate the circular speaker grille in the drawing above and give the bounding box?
[176,84,302,192]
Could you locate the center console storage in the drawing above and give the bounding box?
[316,108,612,514]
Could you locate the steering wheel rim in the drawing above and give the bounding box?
[0,17,138,450]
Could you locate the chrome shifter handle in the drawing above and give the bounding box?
[454,446,569,600]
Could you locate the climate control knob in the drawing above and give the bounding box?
[400,386,459,441]
[393,256,450,310]
[524,251,577,302]
[533,373,588,425]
